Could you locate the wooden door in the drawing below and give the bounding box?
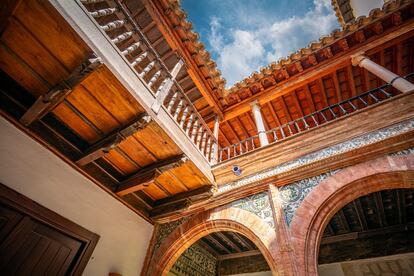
[0,184,99,275]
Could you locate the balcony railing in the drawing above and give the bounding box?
[218,73,414,162]
[79,0,218,163]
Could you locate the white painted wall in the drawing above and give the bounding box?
[350,0,384,18]
[0,117,153,276]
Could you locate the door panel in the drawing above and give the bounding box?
[0,184,99,275]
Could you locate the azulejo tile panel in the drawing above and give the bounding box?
[218,119,414,194]
[278,170,340,226]
[228,192,274,228]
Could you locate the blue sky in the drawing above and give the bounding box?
[181,0,340,87]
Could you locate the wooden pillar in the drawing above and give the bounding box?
[151,59,184,113]
[268,184,299,276]
[250,100,269,146]
[351,52,414,93]
[211,114,220,164]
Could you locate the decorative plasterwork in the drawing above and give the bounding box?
[228,192,274,228]
[279,170,340,226]
[218,119,414,194]
[154,216,190,250]
[170,243,217,276]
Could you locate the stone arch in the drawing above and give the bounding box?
[290,155,414,275]
[147,206,281,275]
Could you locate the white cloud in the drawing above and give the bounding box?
[207,0,338,87]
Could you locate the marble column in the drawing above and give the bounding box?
[351,52,414,93]
[250,100,269,147]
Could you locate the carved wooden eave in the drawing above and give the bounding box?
[331,0,354,28]
[222,0,412,110]
[147,0,226,113]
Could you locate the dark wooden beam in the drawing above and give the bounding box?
[217,232,243,253]
[374,192,388,227]
[353,198,368,230]
[320,223,413,245]
[267,102,281,126]
[338,209,351,232]
[197,239,220,257]
[149,199,191,219]
[116,154,188,196]
[206,234,232,254]
[232,233,256,251]
[20,55,102,126]
[154,185,214,207]
[76,113,152,166]
[0,0,22,34]
[217,249,261,261]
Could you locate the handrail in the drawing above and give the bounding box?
[80,0,218,163]
[218,72,414,162]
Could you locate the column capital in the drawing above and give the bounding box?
[249,99,260,108]
[350,52,368,66]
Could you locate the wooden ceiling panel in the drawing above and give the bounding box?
[172,162,208,190]
[84,67,145,121]
[104,149,140,176]
[143,182,168,201]
[156,172,188,195]
[14,0,88,72]
[52,103,101,143]
[2,19,69,86]
[0,44,49,98]
[65,86,121,135]
[117,136,157,168]
[133,123,182,160]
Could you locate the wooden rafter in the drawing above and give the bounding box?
[197,239,219,257]
[216,232,243,253]
[217,249,261,260]
[374,192,388,227]
[338,209,351,232]
[76,113,152,166]
[353,198,368,230]
[207,234,232,254]
[20,55,102,126]
[346,65,357,97]
[332,72,342,102]
[153,185,214,207]
[267,102,281,126]
[116,154,188,196]
[279,96,292,122]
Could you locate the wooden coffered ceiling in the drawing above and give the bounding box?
[319,188,414,264]
[0,0,213,223]
[145,0,414,152]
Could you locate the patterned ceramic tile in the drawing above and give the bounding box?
[218,120,414,194]
[278,170,340,226]
[228,192,274,228]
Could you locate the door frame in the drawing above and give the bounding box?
[0,183,100,275]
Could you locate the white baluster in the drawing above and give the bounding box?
[190,119,199,140]
[101,19,126,31]
[90,7,118,18]
[185,112,195,136]
[179,106,190,128]
[112,31,134,44]
[139,61,155,78]
[167,91,179,113]
[173,98,185,120]
[148,70,161,87]
[122,41,141,55]
[131,51,148,67]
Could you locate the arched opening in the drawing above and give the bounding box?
[168,231,272,276]
[146,207,280,275]
[318,188,414,275]
[290,155,414,275]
